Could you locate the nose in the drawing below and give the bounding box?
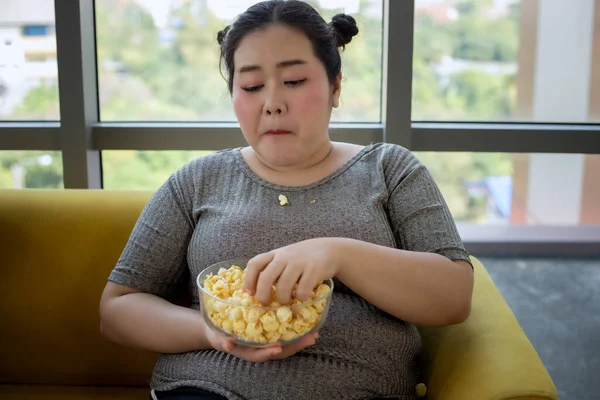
[266,108,282,115]
[263,87,287,116]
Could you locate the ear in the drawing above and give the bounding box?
[332,73,342,108]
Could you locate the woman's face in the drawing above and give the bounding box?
[232,24,341,168]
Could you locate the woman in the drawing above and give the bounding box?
[99,1,474,399]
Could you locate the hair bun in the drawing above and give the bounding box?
[217,25,231,46]
[330,13,359,48]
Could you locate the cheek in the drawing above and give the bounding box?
[232,91,259,126]
[296,84,331,117]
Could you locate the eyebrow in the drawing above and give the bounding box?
[238,59,307,73]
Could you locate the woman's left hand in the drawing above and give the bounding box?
[243,238,343,305]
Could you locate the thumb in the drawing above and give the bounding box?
[220,337,235,353]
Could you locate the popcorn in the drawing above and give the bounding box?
[204,298,216,313]
[278,194,289,206]
[211,280,230,299]
[228,307,243,321]
[280,326,297,341]
[292,319,311,335]
[233,319,246,334]
[202,265,330,344]
[260,312,280,333]
[276,307,293,324]
[253,334,268,344]
[246,308,265,323]
[222,319,234,334]
[315,283,329,297]
[265,331,281,342]
[298,306,318,324]
[313,299,326,313]
[245,321,263,336]
[240,297,255,306]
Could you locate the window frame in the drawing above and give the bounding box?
[1,0,599,255]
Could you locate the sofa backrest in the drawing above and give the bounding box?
[0,189,158,387]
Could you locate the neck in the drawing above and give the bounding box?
[253,141,335,174]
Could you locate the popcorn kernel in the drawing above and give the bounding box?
[203,265,330,344]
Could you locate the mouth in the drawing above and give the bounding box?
[265,129,292,135]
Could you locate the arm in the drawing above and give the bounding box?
[334,238,473,327]
[100,281,315,359]
[244,146,473,327]
[100,163,316,361]
[99,167,204,353]
[100,281,211,353]
[337,147,473,326]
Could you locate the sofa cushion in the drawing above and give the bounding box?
[0,384,149,400]
[0,190,157,386]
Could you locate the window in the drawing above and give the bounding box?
[25,53,50,62]
[95,0,383,122]
[0,151,63,189]
[0,0,60,121]
[22,25,49,37]
[102,150,214,190]
[415,152,600,225]
[412,0,600,123]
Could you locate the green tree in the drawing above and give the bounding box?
[0,151,63,189]
[413,15,456,64]
[416,152,513,222]
[445,70,515,120]
[102,150,212,190]
[11,83,60,120]
[2,0,522,223]
[452,0,519,62]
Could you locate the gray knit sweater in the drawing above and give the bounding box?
[109,143,471,400]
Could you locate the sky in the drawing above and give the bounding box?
[134,0,519,28]
[135,0,363,27]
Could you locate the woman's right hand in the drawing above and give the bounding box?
[202,319,319,363]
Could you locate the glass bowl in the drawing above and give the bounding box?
[196,258,334,348]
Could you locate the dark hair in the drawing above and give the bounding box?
[217,0,359,94]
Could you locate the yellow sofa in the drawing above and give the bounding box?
[0,189,558,400]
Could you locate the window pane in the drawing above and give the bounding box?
[0,151,63,188]
[95,0,383,122]
[102,150,214,190]
[104,150,600,225]
[415,152,600,225]
[0,0,60,121]
[413,0,600,123]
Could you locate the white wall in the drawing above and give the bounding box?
[0,0,55,25]
[526,0,595,224]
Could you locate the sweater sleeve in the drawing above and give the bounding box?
[383,144,472,266]
[108,162,198,300]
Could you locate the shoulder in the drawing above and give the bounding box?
[180,148,238,172]
[172,148,239,181]
[161,148,240,199]
[361,142,422,172]
[358,142,428,191]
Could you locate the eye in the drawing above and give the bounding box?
[285,79,307,88]
[242,85,264,93]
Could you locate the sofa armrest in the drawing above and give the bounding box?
[417,257,558,400]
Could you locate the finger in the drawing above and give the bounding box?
[204,321,233,352]
[219,337,235,353]
[275,263,303,304]
[230,344,283,363]
[272,332,318,359]
[295,270,318,301]
[255,260,286,305]
[244,252,274,295]
[293,332,319,350]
